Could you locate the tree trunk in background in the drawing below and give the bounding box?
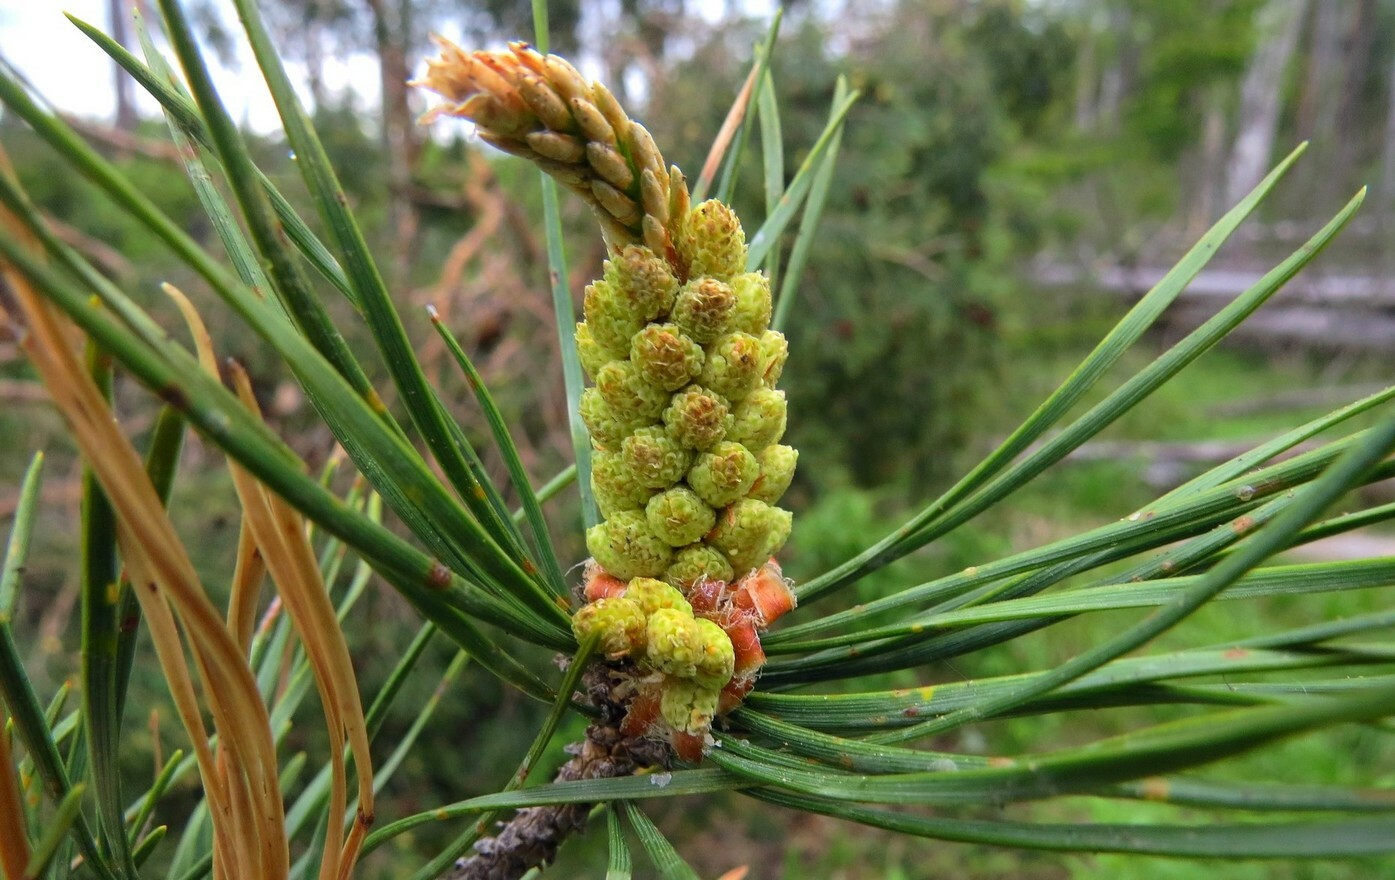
[606,0,685,106]
[1188,83,1230,235]
[1094,5,1133,134]
[367,0,420,288]
[302,0,329,112]
[108,0,137,131]
[1224,0,1307,208]
[1380,53,1395,222]
[1295,1,1343,143]
[1073,16,1098,130]
[1335,0,1377,184]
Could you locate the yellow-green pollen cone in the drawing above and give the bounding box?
[578,220,793,586]
[571,209,796,757]
[571,597,646,657]
[418,39,798,760]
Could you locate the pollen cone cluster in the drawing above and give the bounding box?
[419,39,798,760]
[571,215,797,758]
[576,560,794,761]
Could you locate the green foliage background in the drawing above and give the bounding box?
[2,0,1394,877]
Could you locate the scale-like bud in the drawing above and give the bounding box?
[767,505,793,549]
[591,450,654,517]
[659,679,721,736]
[662,386,731,450]
[665,544,734,589]
[758,330,789,387]
[576,321,622,381]
[630,324,704,391]
[645,608,704,678]
[596,360,668,421]
[687,441,759,508]
[672,277,736,344]
[583,280,645,353]
[579,387,648,449]
[624,577,692,617]
[605,245,679,322]
[699,332,763,402]
[646,486,717,547]
[586,510,672,580]
[693,617,735,688]
[709,499,793,576]
[730,272,772,335]
[749,444,798,505]
[728,387,787,452]
[572,597,647,656]
[675,200,746,279]
[621,426,692,489]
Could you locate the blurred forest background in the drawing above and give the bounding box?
[3,0,1395,877]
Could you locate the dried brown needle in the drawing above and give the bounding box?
[166,284,375,880]
[0,182,287,879]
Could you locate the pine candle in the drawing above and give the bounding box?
[418,40,798,759]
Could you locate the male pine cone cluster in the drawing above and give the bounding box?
[571,213,797,758]
[418,39,797,758]
[578,227,795,585]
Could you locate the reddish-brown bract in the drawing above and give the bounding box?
[670,730,707,763]
[583,566,628,602]
[730,559,796,625]
[620,684,662,738]
[607,560,795,760]
[687,577,726,614]
[721,617,766,679]
[717,677,755,715]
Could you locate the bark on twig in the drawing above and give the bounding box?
[445,665,670,880]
